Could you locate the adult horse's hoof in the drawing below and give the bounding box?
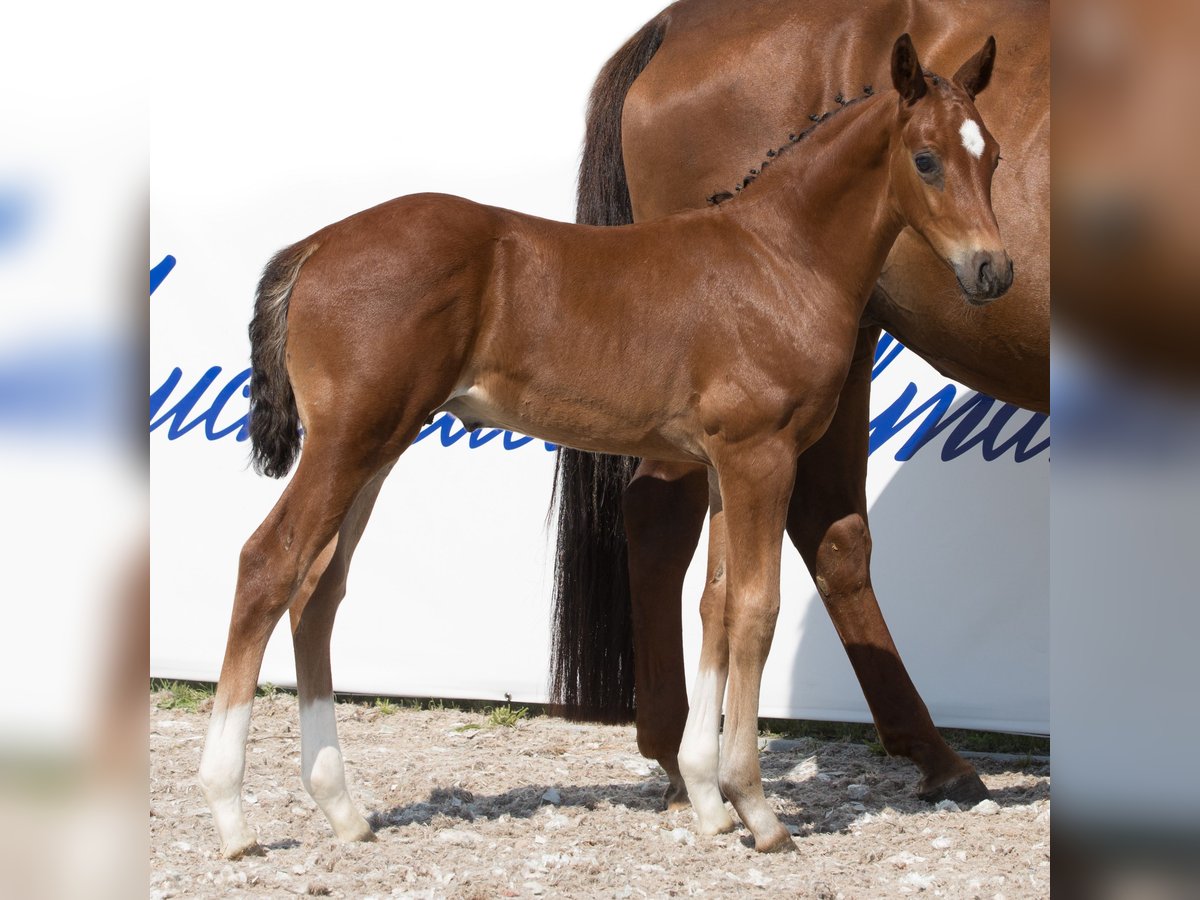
[754,825,797,854]
[917,770,990,804]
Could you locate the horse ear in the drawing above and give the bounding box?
[891,33,927,105]
[953,36,997,99]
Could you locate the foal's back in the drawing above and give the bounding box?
[286,190,805,460]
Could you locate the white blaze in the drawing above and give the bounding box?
[960,119,985,159]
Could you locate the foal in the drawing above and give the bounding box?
[200,34,1010,856]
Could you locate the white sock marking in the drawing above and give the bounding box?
[300,695,372,841]
[677,668,733,834]
[199,702,257,854]
[960,119,985,159]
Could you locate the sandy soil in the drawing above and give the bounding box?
[150,692,1049,898]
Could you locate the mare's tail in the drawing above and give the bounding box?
[548,15,667,724]
[247,241,319,478]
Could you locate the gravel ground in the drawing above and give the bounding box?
[150,692,1049,898]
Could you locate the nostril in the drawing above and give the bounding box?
[978,258,993,285]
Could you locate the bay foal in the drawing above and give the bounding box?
[200,35,1011,856]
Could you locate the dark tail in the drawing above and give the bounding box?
[548,15,667,724]
[247,241,319,479]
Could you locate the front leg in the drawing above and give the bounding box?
[711,439,799,853]
[675,471,735,835]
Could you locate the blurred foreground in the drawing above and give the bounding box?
[1054,0,1200,896]
[0,3,145,898]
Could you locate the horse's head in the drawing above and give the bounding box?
[888,34,1013,305]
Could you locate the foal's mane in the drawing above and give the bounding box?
[706,84,878,206]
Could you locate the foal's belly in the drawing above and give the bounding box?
[435,382,709,464]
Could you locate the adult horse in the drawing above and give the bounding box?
[549,0,1049,808]
[199,34,1010,856]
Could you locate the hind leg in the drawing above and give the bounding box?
[288,464,393,843]
[623,459,708,810]
[198,441,389,858]
[788,326,987,802]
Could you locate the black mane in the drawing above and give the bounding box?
[707,84,877,206]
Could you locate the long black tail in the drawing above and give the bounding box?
[548,15,667,724]
[247,241,318,478]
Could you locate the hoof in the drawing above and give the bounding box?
[695,812,736,836]
[335,816,377,844]
[755,826,797,854]
[221,833,263,860]
[918,770,990,804]
[664,781,691,812]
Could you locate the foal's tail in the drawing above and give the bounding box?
[247,241,319,478]
[548,14,666,724]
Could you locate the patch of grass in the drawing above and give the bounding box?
[374,698,397,716]
[757,717,1049,757]
[152,680,214,712]
[487,705,528,728]
[942,727,1050,757]
[257,682,279,698]
[453,722,483,733]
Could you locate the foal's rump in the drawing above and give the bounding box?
[263,193,505,463]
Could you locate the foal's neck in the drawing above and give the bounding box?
[732,93,903,303]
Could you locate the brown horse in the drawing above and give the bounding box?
[199,34,1009,856]
[550,0,1048,812]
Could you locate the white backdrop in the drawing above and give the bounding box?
[150,2,1049,735]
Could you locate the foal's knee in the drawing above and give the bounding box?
[808,514,873,602]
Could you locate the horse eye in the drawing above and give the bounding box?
[914,153,939,175]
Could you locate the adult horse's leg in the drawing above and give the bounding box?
[712,440,798,853]
[623,459,708,809]
[287,463,394,844]
[786,325,988,802]
[198,441,383,858]
[675,471,734,836]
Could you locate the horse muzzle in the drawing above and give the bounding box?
[955,250,1014,305]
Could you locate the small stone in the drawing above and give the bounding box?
[745,868,770,887]
[847,784,869,800]
[664,827,694,845]
[171,840,191,852]
[934,799,961,813]
[932,836,952,850]
[541,787,562,806]
[973,799,1001,816]
[436,828,483,846]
